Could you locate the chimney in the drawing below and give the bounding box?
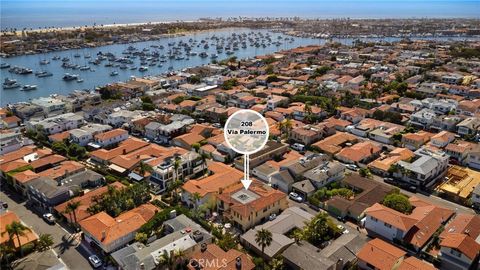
[101,230,106,241]
[123,149,127,155]
[336,258,344,270]
[201,243,207,252]
[235,257,242,270]
[140,263,145,270]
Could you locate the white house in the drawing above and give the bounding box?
[94,128,129,148]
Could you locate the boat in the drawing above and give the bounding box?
[129,66,137,70]
[3,78,20,89]
[139,66,148,72]
[52,56,61,60]
[39,59,50,65]
[63,73,79,81]
[77,78,84,83]
[210,54,218,59]
[74,53,81,58]
[79,65,90,71]
[110,71,119,76]
[61,57,70,62]
[0,63,10,69]
[36,71,53,77]
[21,85,37,91]
[199,52,208,58]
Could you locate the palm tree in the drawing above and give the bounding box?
[200,152,209,174]
[255,228,272,264]
[283,118,293,139]
[157,249,185,270]
[138,161,153,177]
[36,234,54,251]
[192,192,202,209]
[65,201,81,226]
[292,229,304,244]
[0,242,14,265]
[2,221,32,257]
[173,157,181,182]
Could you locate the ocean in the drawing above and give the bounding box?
[1,0,479,30]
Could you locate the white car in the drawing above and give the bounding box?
[289,192,303,202]
[345,164,358,171]
[88,255,102,268]
[42,213,55,224]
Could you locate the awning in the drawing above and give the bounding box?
[128,172,144,182]
[108,164,127,173]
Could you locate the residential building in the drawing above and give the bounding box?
[188,244,255,270]
[11,249,67,270]
[234,141,289,171]
[93,128,129,148]
[467,145,480,170]
[69,123,112,146]
[79,204,158,253]
[430,131,456,148]
[394,148,449,187]
[436,166,480,204]
[456,117,480,138]
[30,96,66,116]
[335,141,382,165]
[240,207,313,259]
[26,112,84,135]
[217,180,288,232]
[266,95,289,111]
[402,131,434,151]
[357,238,435,270]
[409,109,436,129]
[0,211,38,250]
[364,197,453,251]
[290,125,324,145]
[26,176,70,212]
[111,214,213,270]
[312,132,359,156]
[368,148,415,176]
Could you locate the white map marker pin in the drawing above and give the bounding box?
[224,109,269,190]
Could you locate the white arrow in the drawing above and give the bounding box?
[241,154,252,190]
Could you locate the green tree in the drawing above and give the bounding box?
[135,232,148,244]
[138,161,153,177]
[255,228,273,265]
[302,213,340,246]
[382,192,412,214]
[270,257,284,270]
[36,234,54,251]
[359,167,372,178]
[2,221,32,257]
[217,232,237,251]
[191,143,201,152]
[64,201,81,225]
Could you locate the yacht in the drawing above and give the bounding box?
[110,71,119,76]
[3,78,20,89]
[139,66,148,72]
[39,59,50,65]
[77,78,84,83]
[21,85,37,91]
[0,63,11,69]
[63,73,79,81]
[52,56,61,60]
[36,71,53,77]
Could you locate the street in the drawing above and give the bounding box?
[1,186,94,270]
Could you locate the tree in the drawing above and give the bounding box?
[135,232,148,244]
[382,192,412,214]
[191,143,201,152]
[192,192,202,209]
[138,161,153,177]
[302,213,340,246]
[36,234,54,251]
[270,257,284,270]
[158,249,186,270]
[359,167,372,178]
[65,201,81,226]
[255,228,272,265]
[217,231,237,251]
[200,152,209,174]
[2,221,32,257]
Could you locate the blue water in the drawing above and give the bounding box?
[1,27,477,106]
[1,0,479,30]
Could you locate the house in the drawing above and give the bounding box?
[312,132,359,156]
[89,137,149,165]
[467,145,480,170]
[325,174,393,221]
[456,117,480,138]
[144,115,194,143]
[55,182,125,223]
[290,125,324,145]
[266,95,289,111]
[240,207,313,259]
[429,131,456,148]
[472,184,480,208]
[26,176,71,212]
[335,141,382,165]
[79,204,158,253]
[0,211,38,250]
[357,238,436,270]
[303,160,345,189]
[444,141,475,163]
[107,110,142,128]
[93,128,129,148]
[364,197,453,251]
[188,243,255,270]
[340,107,369,124]
[402,131,433,150]
[431,115,463,132]
[111,214,213,270]
[148,148,202,193]
[0,132,26,155]
[234,141,289,171]
[217,180,288,232]
[182,162,243,207]
[368,148,415,177]
[394,148,449,187]
[30,96,66,116]
[409,109,436,129]
[11,249,67,270]
[283,232,367,270]
[69,123,112,146]
[26,112,84,135]
[438,214,480,270]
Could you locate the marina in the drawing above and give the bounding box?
[0,28,477,106]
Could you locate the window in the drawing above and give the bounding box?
[384,222,392,228]
[450,249,462,258]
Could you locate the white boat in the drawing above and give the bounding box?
[36,71,53,77]
[77,78,84,83]
[21,85,37,91]
[110,71,119,76]
[139,66,148,72]
[3,78,20,89]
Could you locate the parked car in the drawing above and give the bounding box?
[88,255,102,268]
[289,192,303,202]
[345,164,358,171]
[291,143,305,152]
[269,213,277,221]
[42,213,55,224]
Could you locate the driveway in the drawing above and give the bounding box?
[1,186,94,270]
